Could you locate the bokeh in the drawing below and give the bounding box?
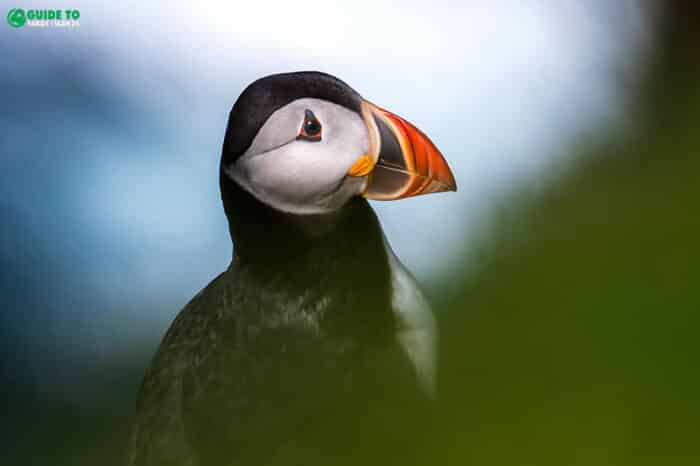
[2,1,698,464]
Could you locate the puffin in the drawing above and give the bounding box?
[127,71,456,466]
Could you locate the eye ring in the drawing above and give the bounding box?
[297,109,322,142]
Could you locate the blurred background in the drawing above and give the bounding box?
[1,1,698,464]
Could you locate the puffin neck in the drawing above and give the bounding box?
[220,172,389,276]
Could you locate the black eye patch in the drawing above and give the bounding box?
[297,109,322,141]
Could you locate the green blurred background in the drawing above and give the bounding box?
[436,6,700,464]
[2,1,699,464]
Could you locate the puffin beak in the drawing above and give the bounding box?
[348,100,457,200]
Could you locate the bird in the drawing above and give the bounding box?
[126,71,456,466]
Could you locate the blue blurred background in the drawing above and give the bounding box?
[3,1,699,465]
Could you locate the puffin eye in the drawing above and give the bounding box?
[297,109,322,141]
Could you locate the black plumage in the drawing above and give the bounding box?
[127,73,434,466]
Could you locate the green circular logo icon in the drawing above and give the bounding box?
[7,8,26,27]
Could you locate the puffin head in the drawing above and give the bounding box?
[221,71,456,215]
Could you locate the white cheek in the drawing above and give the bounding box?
[245,142,353,202]
[227,98,370,214]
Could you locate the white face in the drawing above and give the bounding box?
[224,97,370,215]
